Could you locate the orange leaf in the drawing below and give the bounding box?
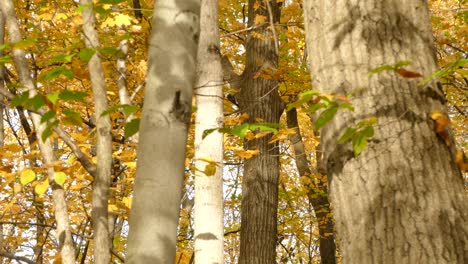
[431,111,450,146]
[394,68,423,78]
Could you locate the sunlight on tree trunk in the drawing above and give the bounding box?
[126,0,201,262]
[304,1,468,263]
[79,1,113,263]
[0,1,76,263]
[193,0,224,262]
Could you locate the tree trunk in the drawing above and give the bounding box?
[193,0,224,263]
[303,1,468,263]
[0,1,76,263]
[286,109,336,264]
[238,1,284,263]
[79,1,113,263]
[126,0,200,263]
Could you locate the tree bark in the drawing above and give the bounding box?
[126,0,200,263]
[79,1,113,263]
[193,0,224,263]
[238,1,284,263]
[303,1,468,263]
[286,109,336,264]
[0,1,76,264]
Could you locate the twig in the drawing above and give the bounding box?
[0,251,36,264]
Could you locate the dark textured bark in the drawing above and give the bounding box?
[287,109,336,264]
[304,1,468,263]
[238,1,284,263]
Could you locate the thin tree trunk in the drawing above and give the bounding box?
[286,109,336,264]
[79,1,113,263]
[126,0,200,262]
[0,2,76,263]
[303,1,468,263]
[193,0,224,262]
[238,1,284,263]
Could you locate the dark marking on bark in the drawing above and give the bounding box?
[170,90,191,125]
[195,233,217,240]
[419,83,446,104]
[207,44,220,55]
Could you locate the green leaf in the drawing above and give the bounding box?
[286,89,320,111]
[314,104,338,130]
[369,61,413,76]
[41,66,74,81]
[13,38,37,49]
[98,0,126,4]
[54,172,67,187]
[99,47,123,57]
[202,128,218,139]
[101,104,139,117]
[393,61,412,68]
[0,55,12,64]
[338,127,356,144]
[42,120,59,142]
[50,54,75,64]
[369,65,394,75]
[47,93,60,105]
[249,122,280,134]
[76,2,93,13]
[63,109,83,126]
[306,103,326,113]
[41,111,56,123]
[11,91,30,107]
[20,169,36,185]
[59,90,88,102]
[78,48,96,62]
[124,118,140,138]
[123,105,139,116]
[352,126,374,156]
[339,103,354,111]
[27,94,46,110]
[228,124,250,139]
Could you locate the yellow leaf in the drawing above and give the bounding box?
[108,204,119,213]
[20,169,36,185]
[35,179,49,196]
[204,162,217,176]
[254,15,267,24]
[234,149,259,159]
[69,184,86,191]
[14,183,22,194]
[123,197,132,209]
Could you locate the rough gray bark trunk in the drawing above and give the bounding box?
[286,109,336,264]
[126,0,200,263]
[79,1,113,263]
[304,1,468,263]
[0,1,76,263]
[238,1,284,263]
[193,0,224,262]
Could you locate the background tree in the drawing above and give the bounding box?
[303,0,468,263]
[193,0,224,262]
[126,0,200,262]
[236,0,284,262]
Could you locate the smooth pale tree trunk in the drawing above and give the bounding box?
[304,1,468,263]
[0,1,76,263]
[193,0,224,263]
[286,109,336,264]
[79,1,113,263]
[126,0,200,263]
[237,1,284,263]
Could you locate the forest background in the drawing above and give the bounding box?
[0,0,466,263]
